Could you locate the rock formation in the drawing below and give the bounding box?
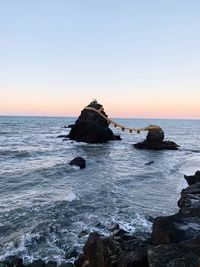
[74,171,200,267]
[134,127,179,150]
[74,232,149,267]
[68,100,120,143]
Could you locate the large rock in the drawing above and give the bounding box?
[68,100,119,143]
[149,171,200,266]
[134,128,179,150]
[74,231,149,267]
[75,171,200,267]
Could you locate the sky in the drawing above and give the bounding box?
[0,0,199,119]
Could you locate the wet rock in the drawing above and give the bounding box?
[145,161,154,165]
[67,124,74,128]
[149,171,200,266]
[107,223,120,232]
[114,135,122,141]
[134,128,179,150]
[65,246,78,259]
[57,135,68,138]
[74,232,149,267]
[148,243,200,267]
[68,100,118,143]
[184,171,200,185]
[2,256,24,267]
[69,157,86,169]
[78,230,89,238]
[28,260,46,267]
[113,228,128,237]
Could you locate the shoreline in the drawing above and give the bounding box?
[1,171,200,267]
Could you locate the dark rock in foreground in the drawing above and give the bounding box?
[184,170,200,185]
[75,171,200,267]
[134,128,179,150]
[68,100,119,143]
[149,170,200,266]
[74,232,149,267]
[69,157,86,169]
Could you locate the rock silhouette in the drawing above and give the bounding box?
[68,100,120,143]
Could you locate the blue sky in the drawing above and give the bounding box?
[0,0,199,118]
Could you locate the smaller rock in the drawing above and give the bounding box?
[113,228,128,237]
[65,246,78,259]
[146,128,164,144]
[69,157,86,169]
[114,135,122,140]
[145,161,154,165]
[78,230,89,238]
[57,135,68,138]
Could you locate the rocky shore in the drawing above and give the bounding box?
[1,171,200,267]
[75,171,200,267]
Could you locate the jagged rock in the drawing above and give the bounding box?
[69,157,86,169]
[68,100,119,143]
[178,183,200,216]
[74,232,149,267]
[148,243,200,267]
[134,128,179,150]
[184,171,200,185]
[78,230,89,238]
[65,246,78,259]
[149,171,200,266]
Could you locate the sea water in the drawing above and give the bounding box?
[0,116,199,263]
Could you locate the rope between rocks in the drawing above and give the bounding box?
[84,107,161,133]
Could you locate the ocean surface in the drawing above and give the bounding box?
[0,116,199,264]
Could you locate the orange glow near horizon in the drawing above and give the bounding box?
[1,87,199,119]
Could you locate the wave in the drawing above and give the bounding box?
[0,149,31,158]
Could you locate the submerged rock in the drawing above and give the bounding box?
[69,157,86,169]
[134,128,179,150]
[68,100,119,143]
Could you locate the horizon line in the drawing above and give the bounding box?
[0,114,199,121]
